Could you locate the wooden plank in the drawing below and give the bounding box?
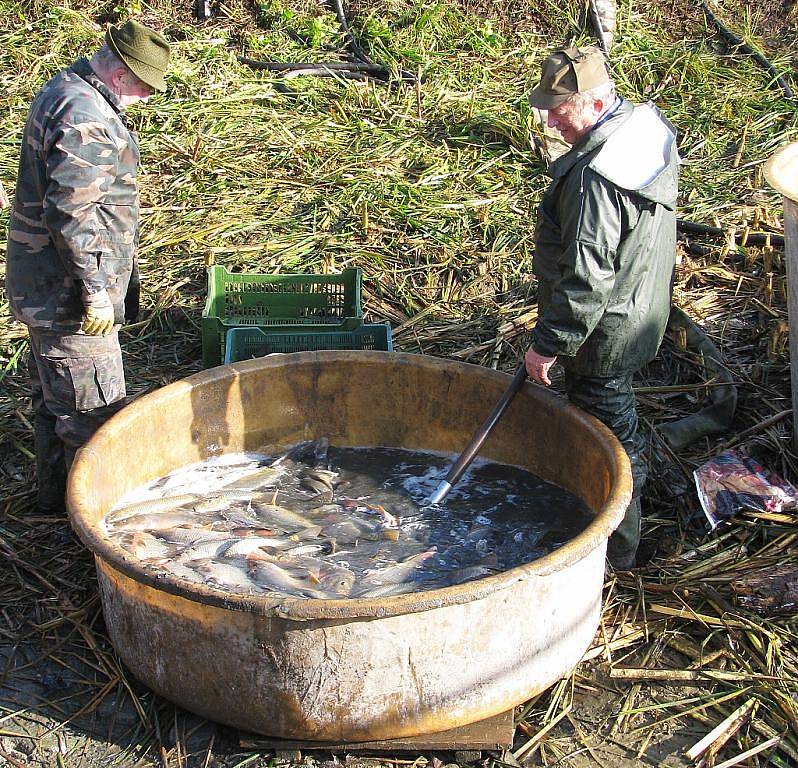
[239,709,516,752]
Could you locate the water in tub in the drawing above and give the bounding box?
[102,439,594,599]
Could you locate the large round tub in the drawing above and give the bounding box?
[67,351,630,741]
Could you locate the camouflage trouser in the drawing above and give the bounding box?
[28,327,127,512]
[564,369,647,569]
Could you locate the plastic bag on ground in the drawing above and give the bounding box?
[693,449,798,529]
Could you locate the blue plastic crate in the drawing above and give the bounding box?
[224,324,393,364]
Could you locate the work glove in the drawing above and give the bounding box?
[81,290,115,336]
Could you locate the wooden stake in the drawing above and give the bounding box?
[784,196,798,448]
[764,143,798,448]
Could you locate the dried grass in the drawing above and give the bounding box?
[0,0,797,765]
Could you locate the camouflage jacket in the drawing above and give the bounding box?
[6,58,139,331]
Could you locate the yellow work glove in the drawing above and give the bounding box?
[81,291,115,336]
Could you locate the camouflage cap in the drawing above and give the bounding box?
[106,20,170,92]
[528,46,609,110]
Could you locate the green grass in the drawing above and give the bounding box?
[0,0,796,409]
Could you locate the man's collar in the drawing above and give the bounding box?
[548,99,633,179]
[71,57,125,114]
[592,96,622,131]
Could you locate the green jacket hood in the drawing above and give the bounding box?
[549,100,679,209]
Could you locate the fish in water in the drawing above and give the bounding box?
[158,560,208,585]
[322,518,398,544]
[300,468,339,502]
[303,468,337,487]
[283,542,332,557]
[198,560,261,593]
[363,502,399,529]
[272,437,329,467]
[118,531,171,561]
[155,527,232,546]
[179,539,232,562]
[247,560,327,598]
[109,510,199,532]
[353,581,418,599]
[105,493,198,523]
[251,503,320,533]
[219,465,286,492]
[191,489,275,515]
[356,548,437,591]
[222,536,294,557]
[103,442,593,601]
[446,565,498,586]
[257,551,324,582]
[300,478,333,503]
[316,561,356,596]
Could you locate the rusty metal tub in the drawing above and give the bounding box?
[67,351,631,741]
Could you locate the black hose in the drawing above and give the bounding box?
[240,0,417,85]
[238,57,387,74]
[586,0,610,57]
[677,219,785,248]
[327,0,378,68]
[700,1,793,100]
[326,0,416,83]
[279,68,373,82]
[426,365,528,506]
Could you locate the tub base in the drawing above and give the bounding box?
[239,709,515,753]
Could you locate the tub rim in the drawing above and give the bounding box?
[68,351,631,621]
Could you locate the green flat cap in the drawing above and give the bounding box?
[106,20,170,92]
[528,46,609,110]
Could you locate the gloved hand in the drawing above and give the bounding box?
[81,290,115,336]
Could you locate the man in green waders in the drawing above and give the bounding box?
[524,46,679,569]
[6,21,170,514]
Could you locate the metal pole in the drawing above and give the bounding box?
[426,365,527,506]
[764,142,798,448]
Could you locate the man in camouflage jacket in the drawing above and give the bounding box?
[6,20,169,513]
[526,47,678,569]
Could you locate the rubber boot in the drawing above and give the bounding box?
[563,370,647,569]
[34,412,68,514]
[607,496,641,570]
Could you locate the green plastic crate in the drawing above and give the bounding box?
[223,324,393,364]
[202,266,362,367]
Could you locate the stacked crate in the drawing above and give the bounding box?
[201,266,392,368]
